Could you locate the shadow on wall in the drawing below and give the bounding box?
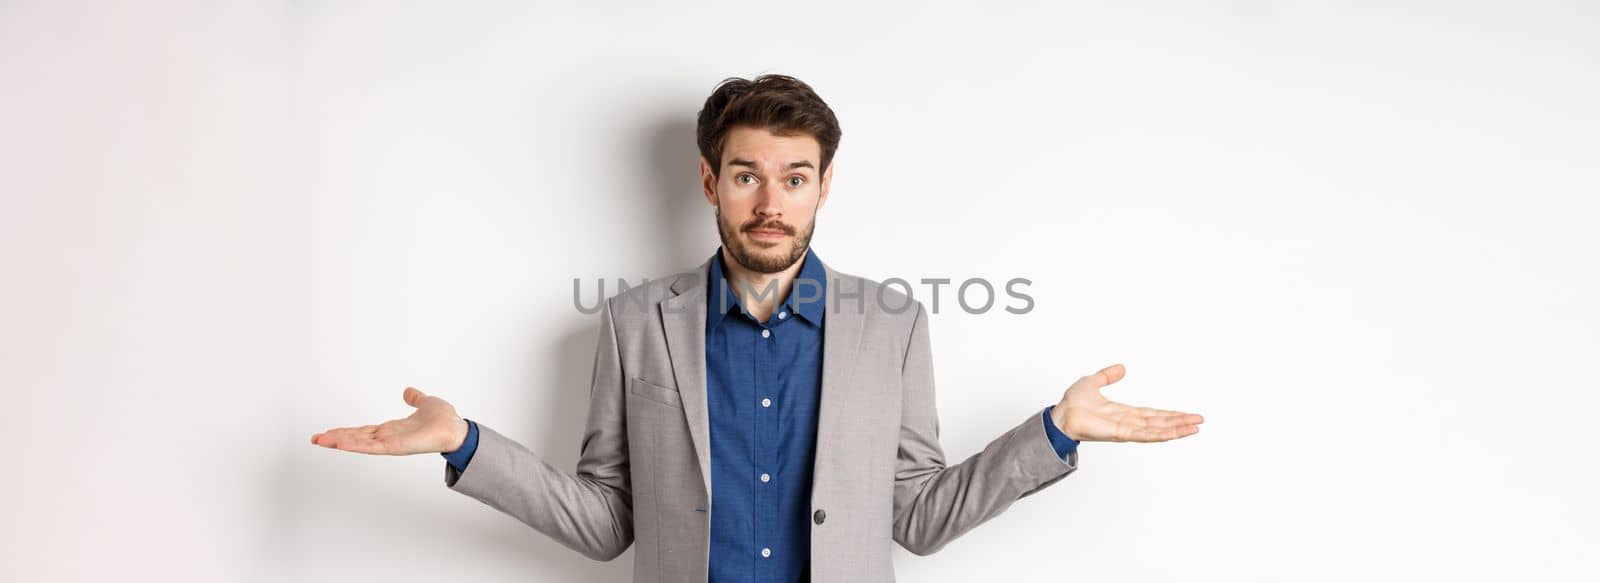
[268,110,709,581]
[640,113,719,271]
[517,113,711,579]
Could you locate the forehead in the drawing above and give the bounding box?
[721,126,821,170]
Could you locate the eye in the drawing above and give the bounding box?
[787,176,805,187]
[736,173,756,185]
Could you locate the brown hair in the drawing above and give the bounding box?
[696,74,842,179]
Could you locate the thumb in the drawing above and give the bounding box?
[403,386,425,408]
[1092,363,1126,388]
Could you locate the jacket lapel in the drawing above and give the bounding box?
[814,260,865,492]
[661,257,713,497]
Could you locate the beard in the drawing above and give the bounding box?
[715,204,817,274]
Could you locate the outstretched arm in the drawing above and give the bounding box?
[309,297,635,562]
[889,302,1202,556]
[443,296,635,560]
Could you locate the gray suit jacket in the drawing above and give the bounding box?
[444,255,1078,582]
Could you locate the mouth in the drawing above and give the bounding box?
[747,228,789,241]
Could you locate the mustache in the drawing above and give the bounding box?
[742,220,795,235]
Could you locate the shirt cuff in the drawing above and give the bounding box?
[1042,405,1079,459]
[440,418,479,472]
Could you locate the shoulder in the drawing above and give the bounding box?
[602,266,699,325]
[825,267,927,330]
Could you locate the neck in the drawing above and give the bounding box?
[719,246,805,324]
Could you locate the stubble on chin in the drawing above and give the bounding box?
[716,212,813,275]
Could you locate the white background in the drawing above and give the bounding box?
[3,1,1597,581]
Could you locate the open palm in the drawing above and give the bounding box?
[310,387,469,455]
[1053,364,1204,442]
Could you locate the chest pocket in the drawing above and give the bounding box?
[629,376,683,408]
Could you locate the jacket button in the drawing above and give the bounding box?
[813,509,826,525]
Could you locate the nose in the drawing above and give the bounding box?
[753,183,784,219]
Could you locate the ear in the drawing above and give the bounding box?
[700,156,718,207]
[817,161,834,211]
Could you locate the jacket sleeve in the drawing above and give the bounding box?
[890,300,1078,556]
[442,296,634,561]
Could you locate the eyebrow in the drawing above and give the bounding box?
[728,158,816,172]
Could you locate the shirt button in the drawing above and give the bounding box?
[778,311,787,319]
[814,509,826,525]
[761,397,772,408]
[761,329,771,338]
[761,547,771,558]
[760,473,770,483]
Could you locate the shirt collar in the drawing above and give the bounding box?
[706,246,827,331]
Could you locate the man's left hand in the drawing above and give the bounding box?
[1051,364,1204,442]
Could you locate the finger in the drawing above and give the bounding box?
[403,387,424,408]
[315,427,388,454]
[1143,413,1205,428]
[1134,424,1199,442]
[1139,406,1202,423]
[1116,404,1203,425]
[311,428,339,446]
[313,426,378,450]
[311,426,354,446]
[1146,410,1203,425]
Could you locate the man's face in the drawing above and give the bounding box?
[701,125,832,274]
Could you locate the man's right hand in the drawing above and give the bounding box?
[310,387,470,455]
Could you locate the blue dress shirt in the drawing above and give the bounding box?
[440,247,1079,577]
[701,246,828,581]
